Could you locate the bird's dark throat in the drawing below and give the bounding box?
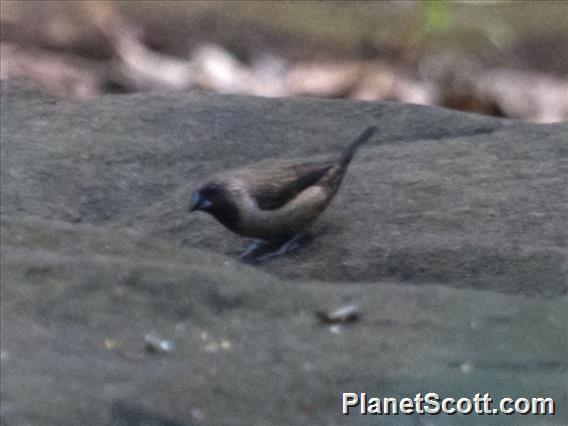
[207,195,240,233]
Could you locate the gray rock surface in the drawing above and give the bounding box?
[1,82,566,425]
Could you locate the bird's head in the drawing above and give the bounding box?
[189,182,240,232]
[189,183,223,213]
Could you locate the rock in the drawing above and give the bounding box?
[109,400,188,426]
[1,82,566,425]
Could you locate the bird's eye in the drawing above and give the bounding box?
[207,184,219,195]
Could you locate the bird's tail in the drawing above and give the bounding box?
[340,126,377,167]
[320,126,377,193]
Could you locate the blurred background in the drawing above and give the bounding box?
[1,0,567,122]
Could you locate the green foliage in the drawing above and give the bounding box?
[423,0,452,33]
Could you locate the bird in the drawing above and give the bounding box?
[189,126,377,262]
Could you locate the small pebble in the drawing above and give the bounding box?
[144,333,174,354]
[460,361,474,374]
[316,304,361,324]
[329,325,342,334]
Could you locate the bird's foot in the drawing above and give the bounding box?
[240,239,266,261]
[241,233,309,263]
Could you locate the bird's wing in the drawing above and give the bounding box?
[241,161,333,210]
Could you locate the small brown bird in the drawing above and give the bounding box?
[189,126,377,261]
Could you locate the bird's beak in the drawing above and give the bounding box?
[189,191,212,212]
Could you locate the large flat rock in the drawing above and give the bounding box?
[1,82,566,425]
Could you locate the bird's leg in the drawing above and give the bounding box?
[240,239,266,260]
[250,233,308,263]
